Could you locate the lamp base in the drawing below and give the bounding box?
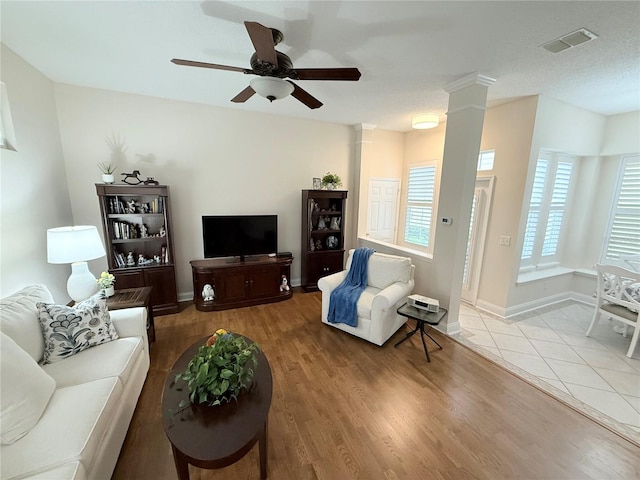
[67,262,99,302]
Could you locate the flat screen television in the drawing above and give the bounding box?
[202,215,277,262]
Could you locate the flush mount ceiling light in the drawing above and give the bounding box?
[249,77,294,102]
[412,114,439,130]
[542,27,598,54]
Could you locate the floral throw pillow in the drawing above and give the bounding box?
[36,292,119,364]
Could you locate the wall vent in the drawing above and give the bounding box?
[542,28,598,54]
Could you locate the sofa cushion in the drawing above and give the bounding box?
[368,253,412,289]
[0,377,122,480]
[17,461,86,480]
[0,332,56,445]
[43,336,144,388]
[36,292,119,364]
[347,251,412,290]
[0,284,53,362]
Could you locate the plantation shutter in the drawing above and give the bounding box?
[605,156,640,260]
[521,159,548,261]
[541,160,573,257]
[404,165,436,248]
[477,150,495,171]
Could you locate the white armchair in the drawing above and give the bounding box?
[586,264,640,358]
[318,250,415,346]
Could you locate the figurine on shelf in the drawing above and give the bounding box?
[315,239,323,250]
[202,284,215,301]
[154,255,162,264]
[317,217,327,230]
[144,177,159,185]
[310,238,315,252]
[127,199,137,214]
[140,224,148,238]
[330,217,341,230]
[140,203,150,214]
[126,252,135,266]
[280,275,290,292]
[138,254,145,265]
[159,225,166,237]
[122,170,143,185]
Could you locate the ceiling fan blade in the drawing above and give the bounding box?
[244,21,278,67]
[231,86,256,103]
[171,58,248,73]
[287,81,323,109]
[291,68,361,81]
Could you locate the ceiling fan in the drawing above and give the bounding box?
[171,21,361,109]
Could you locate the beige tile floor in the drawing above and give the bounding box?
[452,300,640,444]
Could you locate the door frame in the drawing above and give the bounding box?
[462,175,495,305]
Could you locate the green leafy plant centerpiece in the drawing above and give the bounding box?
[98,161,117,175]
[321,172,342,189]
[176,329,260,406]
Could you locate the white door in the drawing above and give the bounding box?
[462,176,494,304]
[367,178,400,242]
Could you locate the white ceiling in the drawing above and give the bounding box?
[2,1,639,132]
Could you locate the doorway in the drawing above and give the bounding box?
[462,176,494,305]
[367,178,400,243]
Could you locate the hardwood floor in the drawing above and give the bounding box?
[113,290,640,480]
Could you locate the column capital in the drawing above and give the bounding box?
[444,72,496,93]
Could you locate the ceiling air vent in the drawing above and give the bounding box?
[542,28,598,54]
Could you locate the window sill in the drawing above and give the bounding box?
[358,237,433,262]
[517,267,574,285]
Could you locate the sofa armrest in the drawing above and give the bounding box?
[372,280,415,314]
[109,307,148,339]
[318,271,347,293]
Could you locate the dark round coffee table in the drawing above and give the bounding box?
[162,336,272,479]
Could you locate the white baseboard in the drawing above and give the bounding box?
[475,291,594,319]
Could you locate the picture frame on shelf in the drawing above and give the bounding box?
[313,177,321,189]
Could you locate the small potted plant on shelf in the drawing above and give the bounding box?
[98,161,117,184]
[96,271,116,297]
[175,329,260,407]
[321,172,342,190]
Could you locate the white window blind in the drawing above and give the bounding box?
[404,165,436,248]
[477,150,495,171]
[520,152,576,270]
[604,155,640,264]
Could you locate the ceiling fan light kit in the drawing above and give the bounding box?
[250,77,294,102]
[172,21,360,109]
[412,114,439,129]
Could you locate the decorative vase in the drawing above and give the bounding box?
[102,174,115,184]
[103,286,115,297]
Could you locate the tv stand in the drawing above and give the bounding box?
[190,255,293,311]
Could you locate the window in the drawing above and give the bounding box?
[520,151,576,271]
[602,155,640,268]
[477,150,495,171]
[0,82,17,152]
[404,164,436,249]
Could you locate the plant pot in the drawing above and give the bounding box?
[103,286,115,297]
[325,183,336,190]
[102,174,115,184]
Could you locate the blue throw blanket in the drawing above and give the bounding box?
[327,247,375,327]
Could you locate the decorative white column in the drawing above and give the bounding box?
[353,123,376,240]
[432,73,496,334]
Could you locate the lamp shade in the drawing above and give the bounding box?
[47,225,106,264]
[250,77,294,102]
[412,114,440,130]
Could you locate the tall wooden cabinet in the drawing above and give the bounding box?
[96,184,179,315]
[301,189,348,292]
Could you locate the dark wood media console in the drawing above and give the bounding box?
[190,255,293,311]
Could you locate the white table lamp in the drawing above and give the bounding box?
[47,225,106,302]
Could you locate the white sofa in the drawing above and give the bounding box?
[0,285,150,480]
[319,250,415,346]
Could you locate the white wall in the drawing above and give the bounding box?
[53,84,356,298]
[0,45,73,301]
